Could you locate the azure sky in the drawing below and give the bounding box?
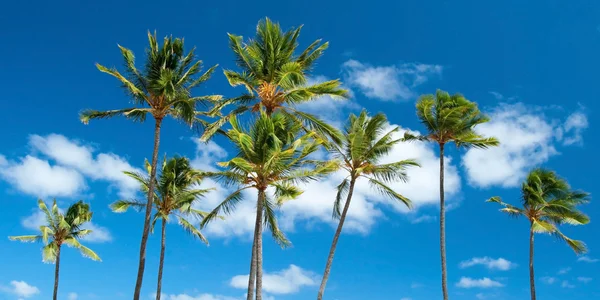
[1,0,599,300]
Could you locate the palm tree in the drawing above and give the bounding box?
[80,31,220,299]
[9,199,101,300]
[404,90,498,300]
[110,156,212,300]
[487,168,590,300]
[317,110,419,300]
[201,112,338,300]
[201,18,349,143]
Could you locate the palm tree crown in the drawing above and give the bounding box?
[80,31,220,125]
[202,18,349,142]
[201,111,338,244]
[331,110,419,215]
[111,156,212,243]
[404,90,499,147]
[9,199,101,262]
[488,168,590,253]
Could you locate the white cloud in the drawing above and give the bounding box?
[0,134,142,198]
[230,264,317,295]
[558,267,571,275]
[410,215,436,224]
[410,282,423,289]
[577,256,599,263]
[459,257,517,271]
[0,155,86,197]
[195,125,461,239]
[577,277,592,283]
[298,75,359,127]
[462,104,587,188]
[0,280,40,298]
[561,280,575,288]
[456,277,504,289]
[540,277,557,284]
[29,134,141,198]
[342,60,442,101]
[21,208,112,243]
[68,292,78,300]
[561,111,588,145]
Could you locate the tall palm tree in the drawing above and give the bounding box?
[404,90,498,300]
[9,199,101,300]
[201,112,338,300]
[317,110,419,300]
[201,18,349,143]
[110,156,212,300]
[80,32,219,299]
[487,168,590,300]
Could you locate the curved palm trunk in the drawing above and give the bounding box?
[439,143,449,300]
[134,118,163,300]
[317,177,356,300]
[156,219,167,300]
[53,244,62,300]
[255,189,265,300]
[529,225,536,300]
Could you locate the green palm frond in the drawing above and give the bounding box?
[488,169,590,255]
[178,217,208,245]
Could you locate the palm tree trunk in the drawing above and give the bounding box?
[317,177,356,300]
[134,117,163,300]
[53,244,61,300]
[156,219,167,300]
[246,234,257,300]
[439,143,449,300]
[529,224,536,300]
[255,189,266,300]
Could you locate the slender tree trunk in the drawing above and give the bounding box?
[133,118,163,300]
[246,233,257,300]
[156,219,167,300]
[255,189,265,300]
[317,177,356,300]
[53,244,61,300]
[529,224,536,300]
[439,143,449,300]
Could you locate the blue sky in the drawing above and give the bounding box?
[1,0,599,299]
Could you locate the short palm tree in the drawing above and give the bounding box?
[404,90,498,300]
[201,112,338,300]
[487,168,590,300]
[111,156,212,300]
[9,199,101,300]
[80,32,219,299]
[317,110,419,300]
[201,18,348,143]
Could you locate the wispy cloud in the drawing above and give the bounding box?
[540,277,557,284]
[561,280,575,288]
[456,277,504,289]
[577,277,592,283]
[342,60,442,101]
[558,267,571,275]
[459,257,517,271]
[577,256,599,263]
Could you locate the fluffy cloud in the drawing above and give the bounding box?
[462,104,587,188]
[196,124,461,238]
[459,257,517,271]
[298,75,359,127]
[540,277,557,284]
[0,134,142,198]
[230,264,317,295]
[577,277,592,283]
[456,277,504,289]
[0,280,40,298]
[577,256,599,263]
[21,208,112,243]
[342,60,442,101]
[0,155,86,197]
